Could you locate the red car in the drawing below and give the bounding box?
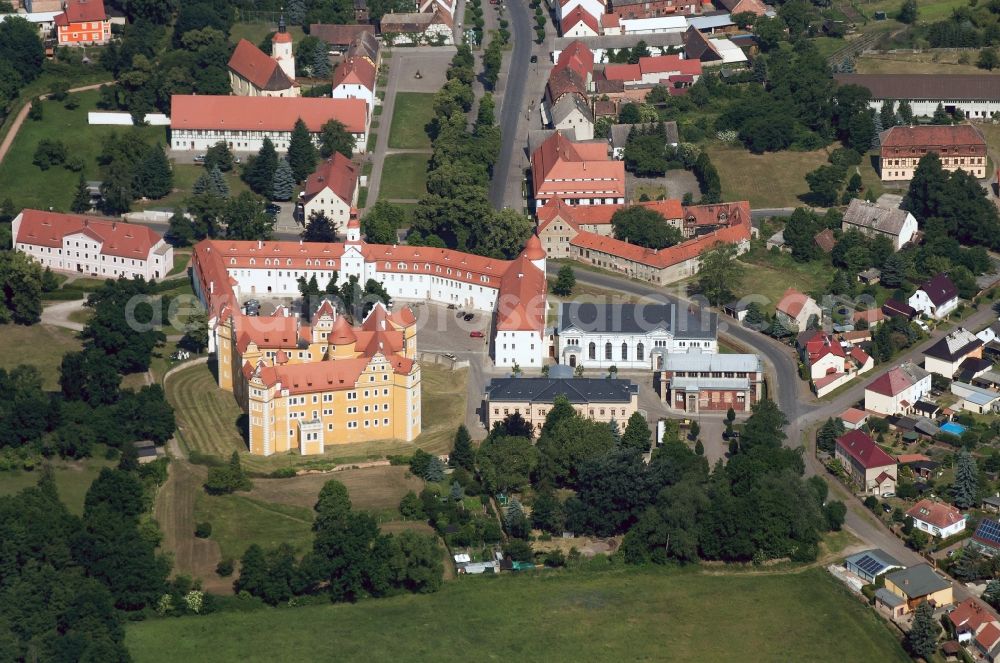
[470,331,485,338]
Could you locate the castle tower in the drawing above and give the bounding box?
[346,215,361,243]
[522,233,546,274]
[272,14,295,81]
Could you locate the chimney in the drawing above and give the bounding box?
[258,239,263,249]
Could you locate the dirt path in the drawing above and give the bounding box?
[0,82,108,167]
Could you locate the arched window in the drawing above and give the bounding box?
[637,342,644,361]
[605,342,612,360]
[588,342,596,360]
[621,342,628,361]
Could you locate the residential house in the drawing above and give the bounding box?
[924,327,984,377]
[833,73,1000,120]
[683,26,747,65]
[601,55,702,88]
[864,362,932,416]
[714,0,769,15]
[977,320,1000,346]
[169,95,369,153]
[907,499,966,539]
[957,357,994,383]
[561,5,600,36]
[331,57,377,111]
[882,298,916,320]
[601,13,622,34]
[609,0,701,20]
[555,302,717,370]
[556,40,595,85]
[531,130,625,209]
[878,124,987,182]
[558,0,606,29]
[841,198,918,250]
[948,598,998,646]
[775,288,821,332]
[54,0,110,46]
[951,381,1000,414]
[546,67,594,140]
[659,352,765,412]
[798,330,873,396]
[844,548,904,583]
[834,430,897,495]
[483,377,639,433]
[976,623,1000,662]
[300,154,359,234]
[854,308,885,328]
[379,9,453,45]
[875,588,908,620]
[909,273,960,319]
[883,564,953,611]
[12,210,173,280]
[971,519,1000,557]
[0,11,62,39]
[228,38,300,98]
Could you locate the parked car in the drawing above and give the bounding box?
[443,352,457,360]
[233,156,242,164]
[470,331,484,338]
[193,154,206,163]
[447,303,457,309]
[530,54,538,63]
[244,299,260,307]
[882,503,892,513]
[265,203,281,216]
[456,310,465,318]
[463,313,474,321]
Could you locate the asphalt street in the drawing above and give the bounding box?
[488,0,532,209]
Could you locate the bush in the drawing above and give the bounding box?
[33,139,67,170]
[861,584,876,604]
[216,558,234,577]
[194,522,213,538]
[268,467,297,478]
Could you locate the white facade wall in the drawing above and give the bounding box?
[552,106,595,140]
[912,516,965,539]
[620,16,687,34]
[559,0,605,24]
[558,330,717,370]
[864,376,932,415]
[810,352,844,380]
[909,290,959,319]
[13,228,173,280]
[170,127,366,154]
[494,329,544,367]
[332,83,375,111]
[866,99,1000,119]
[924,355,963,378]
[563,20,599,37]
[302,187,355,234]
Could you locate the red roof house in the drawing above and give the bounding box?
[55,0,110,46]
[906,499,966,538]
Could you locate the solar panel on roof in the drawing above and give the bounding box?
[976,520,1000,546]
[854,555,885,575]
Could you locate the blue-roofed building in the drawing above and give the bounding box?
[972,518,1000,556]
[844,548,905,583]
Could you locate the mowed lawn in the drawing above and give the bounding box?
[735,250,831,315]
[0,90,168,210]
[378,153,430,200]
[126,567,908,663]
[0,456,114,516]
[387,92,436,150]
[705,144,830,209]
[859,0,966,22]
[0,323,81,390]
[194,492,315,560]
[166,361,468,472]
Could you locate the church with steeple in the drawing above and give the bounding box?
[226,15,300,97]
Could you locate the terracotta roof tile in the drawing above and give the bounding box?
[638,55,702,76]
[170,95,367,134]
[303,153,359,205]
[228,40,296,92]
[562,5,599,33]
[63,0,106,23]
[603,63,641,81]
[332,56,376,92]
[836,430,896,470]
[15,209,163,260]
[907,499,964,530]
[880,124,985,150]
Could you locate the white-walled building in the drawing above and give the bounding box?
[910,273,960,320]
[191,229,547,368]
[169,95,368,153]
[834,73,1000,120]
[841,199,918,251]
[923,327,984,378]
[864,362,932,416]
[331,56,376,111]
[12,209,173,280]
[300,153,359,233]
[907,499,966,539]
[555,302,717,370]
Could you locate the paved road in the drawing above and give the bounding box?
[488,0,533,209]
[560,261,1000,610]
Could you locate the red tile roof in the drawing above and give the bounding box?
[638,55,702,76]
[236,315,302,353]
[949,598,995,634]
[14,209,163,260]
[61,0,106,23]
[556,41,595,80]
[531,131,625,199]
[896,453,931,464]
[840,407,868,425]
[867,363,928,397]
[309,24,375,46]
[776,288,814,320]
[601,13,620,26]
[907,499,964,530]
[228,40,297,92]
[332,56,376,92]
[546,66,588,105]
[978,622,1000,650]
[880,124,986,150]
[683,201,748,227]
[303,153,359,205]
[836,430,896,470]
[170,95,367,134]
[562,5,599,33]
[603,63,642,82]
[854,308,885,325]
[850,346,872,366]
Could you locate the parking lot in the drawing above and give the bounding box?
[409,301,493,356]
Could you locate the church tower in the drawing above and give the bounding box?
[272,14,295,81]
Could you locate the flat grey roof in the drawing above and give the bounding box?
[875,587,906,608]
[663,352,761,373]
[485,377,638,405]
[558,302,717,339]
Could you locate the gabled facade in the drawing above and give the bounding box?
[834,430,897,495]
[55,0,109,46]
[775,288,821,332]
[923,327,983,377]
[228,38,300,98]
[301,153,360,233]
[864,362,932,415]
[659,352,764,412]
[841,199,918,251]
[531,130,625,209]
[909,273,960,319]
[879,124,986,182]
[906,499,965,539]
[12,209,173,280]
[331,56,377,110]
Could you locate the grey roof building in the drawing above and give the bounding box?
[485,377,638,405]
[558,302,716,338]
[885,564,951,601]
[844,548,904,583]
[841,199,918,250]
[609,121,679,158]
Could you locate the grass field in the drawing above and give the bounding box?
[135,163,249,212]
[857,51,986,75]
[388,92,436,150]
[248,465,423,513]
[378,153,430,201]
[126,566,908,663]
[705,144,830,209]
[0,90,168,211]
[166,361,468,472]
[0,456,114,515]
[858,0,966,22]
[194,492,315,560]
[0,323,81,389]
[167,251,191,277]
[736,250,831,315]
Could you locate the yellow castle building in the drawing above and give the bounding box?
[216,300,421,456]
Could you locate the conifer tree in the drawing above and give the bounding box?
[70,173,91,213]
[136,144,172,199]
[449,425,475,470]
[271,159,294,201]
[287,117,318,183]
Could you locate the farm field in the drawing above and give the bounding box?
[0,322,81,390]
[165,361,468,472]
[387,92,436,150]
[126,566,908,663]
